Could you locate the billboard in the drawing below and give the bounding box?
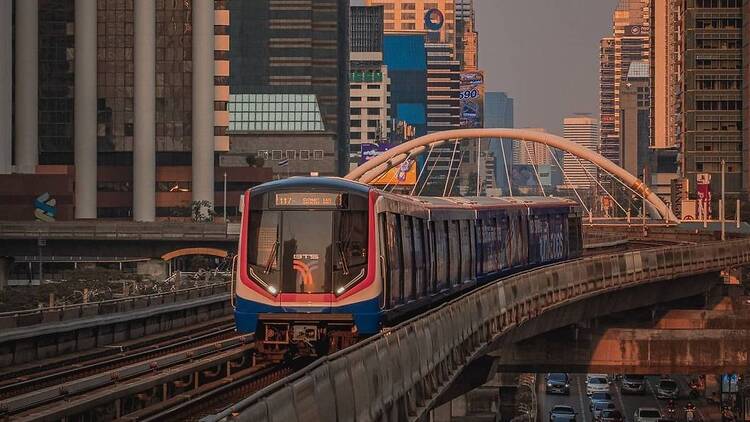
[460,71,484,128]
[696,173,712,220]
[360,143,417,186]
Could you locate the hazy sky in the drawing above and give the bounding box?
[475,0,619,134]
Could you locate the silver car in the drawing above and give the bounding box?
[621,374,646,394]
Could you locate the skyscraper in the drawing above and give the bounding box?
[383,33,428,138]
[562,116,599,191]
[620,61,651,179]
[364,0,456,45]
[484,92,514,192]
[228,0,350,177]
[0,0,265,221]
[651,0,682,149]
[599,0,650,166]
[350,6,391,170]
[679,0,744,202]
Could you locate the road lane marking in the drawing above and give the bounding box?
[577,376,589,422]
[646,378,665,416]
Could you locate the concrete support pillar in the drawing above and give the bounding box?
[74,0,98,219]
[133,0,155,222]
[15,0,38,174]
[0,0,11,174]
[191,1,215,211]
[0,257,11,291]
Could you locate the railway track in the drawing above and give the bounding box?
[0,334,255,421]
[0,316,238,399]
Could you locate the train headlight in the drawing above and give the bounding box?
[336,286,346,295]
[267,286,278,295]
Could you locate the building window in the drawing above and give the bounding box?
[285,150,296,160]
[258,150,269,159]
[401,23,416,30]
[351,107,362,115]
[227,93,326,132]
[272,150,282,160]
[313,150,324,160]
[300,150,310,160]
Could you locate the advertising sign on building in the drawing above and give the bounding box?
[460,71,484,128]
[360,143,417,186]
[696,173,712,220]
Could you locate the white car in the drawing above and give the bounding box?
[587,373,611,384]
[634,407,662,422]
[586,376,610,396]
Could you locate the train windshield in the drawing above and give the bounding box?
[246,195,368,295]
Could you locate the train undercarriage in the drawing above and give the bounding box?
[256,313,358,361]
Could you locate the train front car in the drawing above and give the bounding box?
[234,178,379,360]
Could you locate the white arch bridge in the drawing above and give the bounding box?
[344,128,678,223]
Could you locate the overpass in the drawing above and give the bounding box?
[0,221,240,286]
[206,238,750,422]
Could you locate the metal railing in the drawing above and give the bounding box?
[0,221,236,240]
[204,238,750,422]
[0,282,230,329]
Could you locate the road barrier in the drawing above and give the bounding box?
[205,239,750,422]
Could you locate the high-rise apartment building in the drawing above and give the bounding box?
[350,6,391,170]
[679,0,744,201]
[562,116,599,190]
[424,43,461,193]
[228,0,350,177]
[620,61,651,179]
[651,0,682,149]
[0,0,269,221]
[600,37,616,162]
[600,0,650,166]
[513,130,553,166]
[365,0,456,45]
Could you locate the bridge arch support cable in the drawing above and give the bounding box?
[345,128,677,222]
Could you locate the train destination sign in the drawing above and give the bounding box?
[274,192,343,208]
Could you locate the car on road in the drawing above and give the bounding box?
[545,373,570,395]
[589,392,613,411]
[549,405,577,421]
[655,379,679,399]
[598,409,624,422]
[634,407,662,422]
[586,376,610,395]
[592,400,616,419]
[621,374,646,394]
[587,373,611,384]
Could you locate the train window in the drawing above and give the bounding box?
[498,215,509,269]
[434,221,448,290]
[280,211,333,293]
[386,213,403,306]
[459,220,471,282]
[484,218,497,273]
[400,215,415,302]
[333,210,369,294]
[425,220,436,293]
[448,220,460,285]
[475,220,484,276]
[508,214,517,267]
[468,220,476,280]
[247,210,281,291]
[413,217,426,298]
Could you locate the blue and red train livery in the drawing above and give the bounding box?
[233,177,582,358]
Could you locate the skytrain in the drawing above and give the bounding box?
[232,177,582,359]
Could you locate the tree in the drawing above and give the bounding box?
[191,200,215,222]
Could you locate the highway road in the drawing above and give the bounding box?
[538,374,722,422]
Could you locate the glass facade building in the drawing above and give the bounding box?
[228,0,350,176]
[383,33,428,137]
[484,92,514,192]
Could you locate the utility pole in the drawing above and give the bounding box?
[223,172,227,223]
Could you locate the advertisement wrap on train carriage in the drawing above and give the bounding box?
[529,214,566,263]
